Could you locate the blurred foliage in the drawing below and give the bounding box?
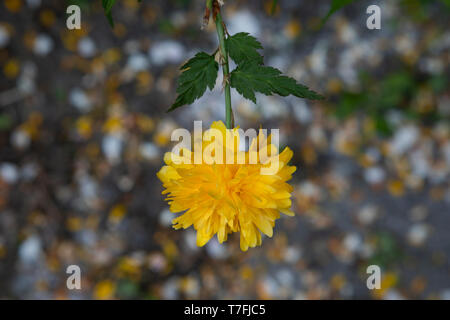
[330,69,448,136]
[402,0,450,21]
[1,0,449,300]
[0,115,12,131]
[369,232,403,268]
[270,0,278,15]
[116,279,141,299]
[68,0,450,29]
[316,0,450,27]
[322,0,357,27]
[66,0,92,11]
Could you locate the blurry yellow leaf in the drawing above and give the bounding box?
[66,217,82,232]
[117,257,141,280]
[388,180,404,197]
[94,280,116,300]
[410,276,426,295]
[162,240,178,260]
[154,132,170,147]
[76,116,93,139]
[0,244,6,259]
[103,48,122,65]
[109,204,126,224]
[136,71,154,95]
[4,59,20,78]
[284,20,301,39]
[327,78,342,94]
[136,114,155,133]
[4,0,22,13]
[263,0,280,16]
[331,273,346,291]
[372,272,397,299]
[240,265,253,280]
[301,144,317,165]
[113,23,127,38]
[103,116,122,133]
[39,9,56,28]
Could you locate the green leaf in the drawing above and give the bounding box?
[226,33,264,66]
[102,0,115,13]
[270,0,278,15]
[102,0,116,27]
[428,74,448,93]
[321,0,357,26]
[440,0,450,7]
[374,114,393,136]
[117,280,139,299]
[168,52,219,112]
[105,12,114,27]
[336,92,365,119]
[230,63,324,103]
[0,114,12,131]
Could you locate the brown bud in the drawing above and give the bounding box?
[201,6,210,30]
[212,0,221,21]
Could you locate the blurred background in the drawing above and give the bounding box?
[0,0,449,299]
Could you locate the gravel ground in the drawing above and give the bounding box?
[0,0,449,299]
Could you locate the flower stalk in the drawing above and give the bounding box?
[208,0,233,129]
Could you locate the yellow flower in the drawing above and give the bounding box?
[157,121,296,251]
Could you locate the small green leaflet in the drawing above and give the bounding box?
[226,32,323,104]
[226,32,264,66]
[270,0,278,15]
[102,0,115,12]
[102,0,142,27]
[230,62,324,103]
[102,0,116,27]
[321,0,357,26]
[168,52,219,112]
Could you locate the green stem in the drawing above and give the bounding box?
[214,12,233,129]
[206,0,213,10]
